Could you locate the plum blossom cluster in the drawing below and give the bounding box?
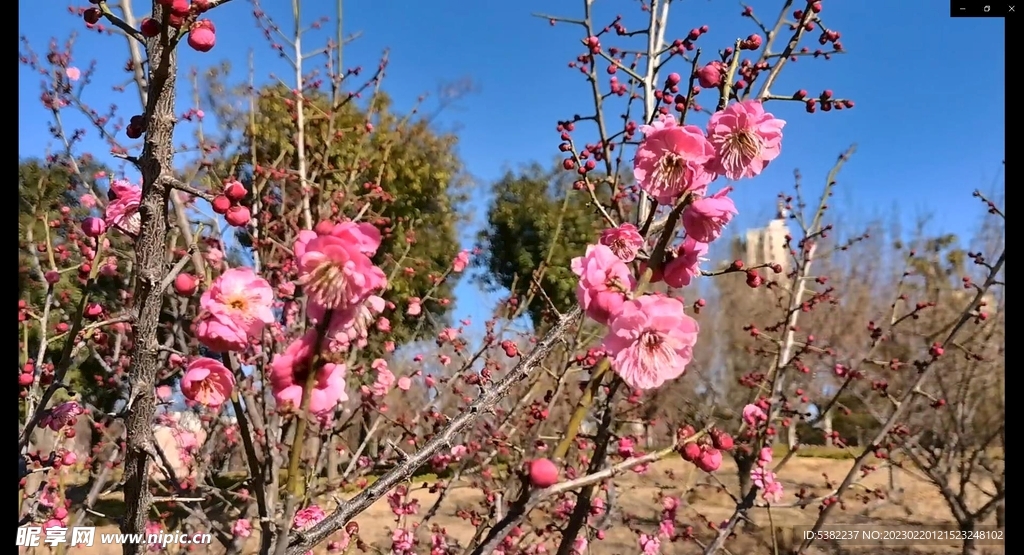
[293,505,353,555]
[277,220,386,415]
[751,447,784,504]
[211,178,251,228]
[39,401,85,433]
[678,425,734,473]
[194,267,275,353]
[178,219,387,417]
[738,401,785,503]
[84,0,218,53]
[573,100,785,391]
[103,179,142,236]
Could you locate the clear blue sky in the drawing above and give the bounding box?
[19,1,1004,336]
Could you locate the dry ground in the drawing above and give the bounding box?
[21,455,1005,555]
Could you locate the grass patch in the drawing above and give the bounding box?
[772,444,871,460]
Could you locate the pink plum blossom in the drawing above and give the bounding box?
[195,267,275,352]
[659,518,675,538]
[81,216,106,238]
[156,385,173,401]
[40,401,83,431]
[104,179,142,235]
[633,114,717,204]
[294,221,386,314]
[452,250,470,272]
[639,533,661,554]
[682,187,738,243]
[706,100,786,180]
[299,220,382,257]
[293,505,326,530]
[571,244,636,325]
[269,330,348,415]
[601,295,699,390]
[599,223,645,262]
[742,403,767,426]
[391,528,415,554]
[696,61,724,88]
[180,357,235,409]
[663,237,708,288]
[309,295,386,353]
[231,519,252,538]
[195,308,249,352]
[205,247,224,266]
[367,359,395,397]
[697,447,723,472]
[752,467,784,504]
[438,327,459,343]
[429,533,449,554]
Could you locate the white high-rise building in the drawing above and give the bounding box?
[743,199,791,273]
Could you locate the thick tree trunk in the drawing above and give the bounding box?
[326,431,341,483]
[120,17,177,555]
[959,520,980,555]
[961,536,980,555]
[822,409,833,447]
[736,453,754,499]
[735,453,755,531]
[787,421,798,449]
[361,410,379,458]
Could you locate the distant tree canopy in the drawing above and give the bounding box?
[206,82,468,347]
[19,159,81,301]
[476,163,609,330]
[19,158,127,410]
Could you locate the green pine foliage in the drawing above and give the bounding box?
[476,163,610,330]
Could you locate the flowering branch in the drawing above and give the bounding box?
[20,2,960,554]
[96,3,146,43]
[754,0,817,100]
[554,378,622,555]
[160,175,216,203]
[19,241,107,451]
[473,430,707,555]
[796,247,1005,553]
[703,148,854,555]
[284,306,583,555]
[717,39,743,111]
[275,314,332,555]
